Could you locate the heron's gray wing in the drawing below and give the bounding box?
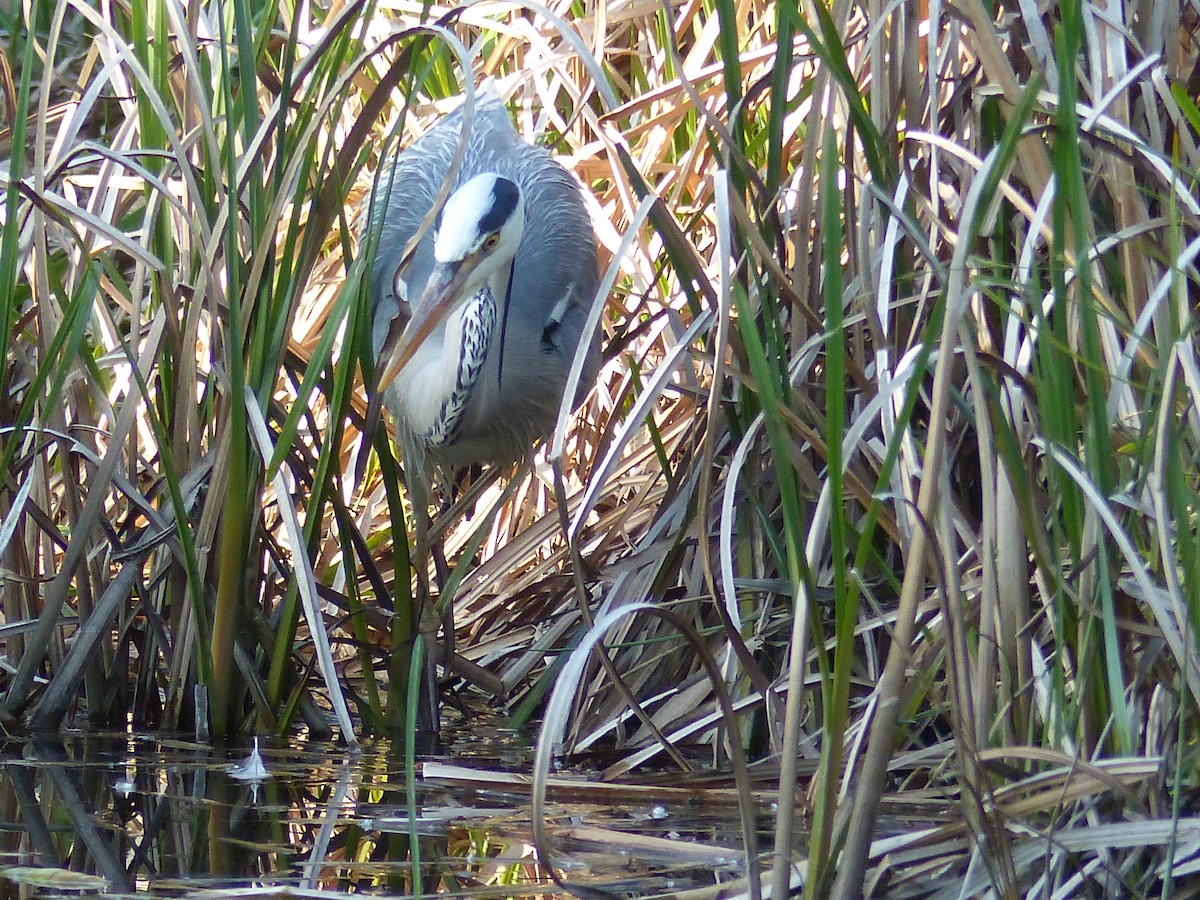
[514,158,600,392]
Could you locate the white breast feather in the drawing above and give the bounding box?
[394,307,466,437]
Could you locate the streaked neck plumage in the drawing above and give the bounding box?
[408,260,512,449]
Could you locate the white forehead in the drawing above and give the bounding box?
[434,174,505,262]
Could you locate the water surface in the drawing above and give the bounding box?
[0,720,766,897]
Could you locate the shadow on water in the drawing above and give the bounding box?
[0,719,773,898]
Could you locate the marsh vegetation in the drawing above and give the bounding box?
[2,0,1199,896]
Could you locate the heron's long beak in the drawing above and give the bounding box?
[375,256,479,394]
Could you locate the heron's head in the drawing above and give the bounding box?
[377,174,524,394]
[434,174,525,276]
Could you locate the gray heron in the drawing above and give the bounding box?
[367,95,601,470]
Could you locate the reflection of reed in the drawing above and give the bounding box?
[22,741,129,891]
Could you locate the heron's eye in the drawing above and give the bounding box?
[482,233,500,251]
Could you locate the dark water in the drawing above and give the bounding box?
[0,722,765,897]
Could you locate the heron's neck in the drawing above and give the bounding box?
[418,288,497,449]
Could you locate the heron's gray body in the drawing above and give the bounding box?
[369,97,601,467]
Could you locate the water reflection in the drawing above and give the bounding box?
[0,722,763,897]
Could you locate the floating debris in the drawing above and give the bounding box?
[1,866,110,890]
[228,737,270,782]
